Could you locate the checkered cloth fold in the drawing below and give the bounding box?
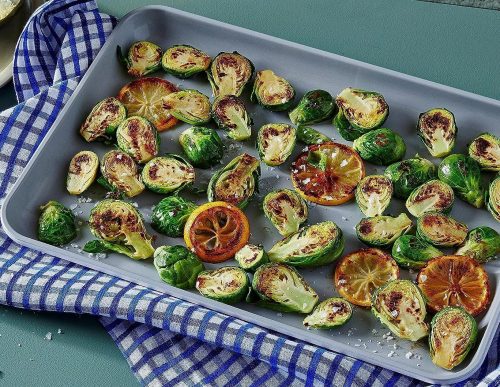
[1,1,499,386]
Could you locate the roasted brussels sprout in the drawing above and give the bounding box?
[268,221,344,267]
[82,239,110,254]
[154,245,205,289]
[89,199,154,260]
[207,52,254,97]
[392,235,443,269]
[251,69,295,111]
[289,90,334,125]
[161,45,211,78]
[456,226,500,263]
[142,155,195,194]
[252,263,318,313]
[468,133,500,171]
[296,125,330,145]
[212,95,252,141]
[119,41,162,77]
[38,201,76,246]
[303,298,352,329]
[429,307,477,370]
[101,150,144,198]
[257,123,296,166]
[151,196,197,237]
[355,175,393,217]
[355,213,412,248]
[235,244,269,272]
[371,280,428,341]
[486,177,500,222]
[208,153,260,208]
[438,154,484,208]
[384,156,436,199]
[417,212,468,247]
[66,151,98,195]
[178,126,224,168]
[417,108,457,157]
[353,128,406,165]
[162,89,211,125]
[196,266,249,304]
[405,179,454,217]
[80,97,126,142]
[333,88,389,141]
[263,189,308,236]
[116,116,159,164]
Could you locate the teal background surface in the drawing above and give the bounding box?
[1,1,499,385]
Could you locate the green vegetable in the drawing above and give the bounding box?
[179,126,224,168]
[116,116,160,164]
[303,298,352,329]
[416,212,468,247]
[456,226,500,263]
[38,201,77,246]
[207,52,254,97]
[289,90,334,125]
[142,155,195,194]
[154,245,205,289]
[196,266,249,304]
[417,108,457,157]
[251,69,295,111]
[353,128,406,165]
[263,189,308,236]
[391,235,443,269]
[161,45,211,78]
[100,150,144,198]
[486,177,500,222]
[296,126,331,145]
[405,179,454,217]
[118,41,162,77]
[212,95,252,141]
[234,244,269,272]
[355,213,412,248]
[151,196,197,237]
[468,133,500,171]
[83,240,110,254]
[162,89,211,125]
[355,175,393,217]
[384,156,436,199]
[257,123,296,166]
[80,97,126,142]
[66,151,99,195]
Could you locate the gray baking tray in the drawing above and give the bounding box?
[2,5,499,384]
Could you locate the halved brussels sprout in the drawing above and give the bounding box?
[162,89,211,125]
[334,88,389,141]
[355,175,393,217]
[438,154,484,208]
[179,126,224,168]
[405,179,454,217]
[161,45,211,78]
[356,213,412,248]
[252,263,318,313]
[268,221,344,267]
[38,201,76,246]
[417,212,468,247]
[154,245,205,289]
[296,126,330,145]
[303,298,352,329]
[142,155,195,194]
[371,279,428,341]
[80,97,126,142]
[456,226,500,263]
[207,52,254,97]
[101,150,145,198]
[151,196,197,237]
[116,116,160,164]
[289,90,334,125]
[468,133,500,171]
[251,69,295,111]
[208,153,260,208]
[263,189,308,236]
[66,151,98,195]
[392,235,443,269]
[353,128,406,165]
[89,199,154,260]
[257,123,297,166]
[384,156,436,199]
[119,41,162,77]
[212,95,252,141]
[429,307,477,370]
[196,266,249,304]
[417,108,457,158]
[235,244,269,272]
[487,177,500,222]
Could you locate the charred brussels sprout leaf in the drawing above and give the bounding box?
[162,89,211,125]
[456,226,500,263]
[392,235,443,269]
[207,52,254,97]
[151,196,197,237]
[303,297,352,329]
[384,156,436,199]
[417,108,457,157]
[430,307,477,370]
[119,41,162,77]
[355,175,393,217]
[289,90,334,125]
[405,179,454,217]
[161,45,211,78]
[101,150,144,198]
[371,280,428,341]
[356,213,412,248]
[468,133,500,171]
[438,154,484,208]
[116,116,160,164]
[212,95,252,141]
[417,212,468,247]
[179,126,224,168]
[196,266,249,304]
[353,128,406,165]
[235,244,269,272]
[251,69,295,111]
[66,151,98,195]
[80,97,126,142]
[296,126,330,145]
[252,263,319,313]
[257,123,296,166]
[38,201,76,246]
[208,153,260,208]
[268,221,344,267]
[142,155,195,194]
[263,189,308,236]
[487,177,500,222]
[154,245,205,289]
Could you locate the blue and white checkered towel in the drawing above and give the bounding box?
[1,1,499,386]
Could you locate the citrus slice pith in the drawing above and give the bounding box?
[417,255,490,316]
[291,142,365,205]
[334,248,399,307]
[184,201,250,263]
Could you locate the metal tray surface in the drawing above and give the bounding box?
[2,6,499,384]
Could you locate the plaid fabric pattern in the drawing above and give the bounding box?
[0,1,498,386]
